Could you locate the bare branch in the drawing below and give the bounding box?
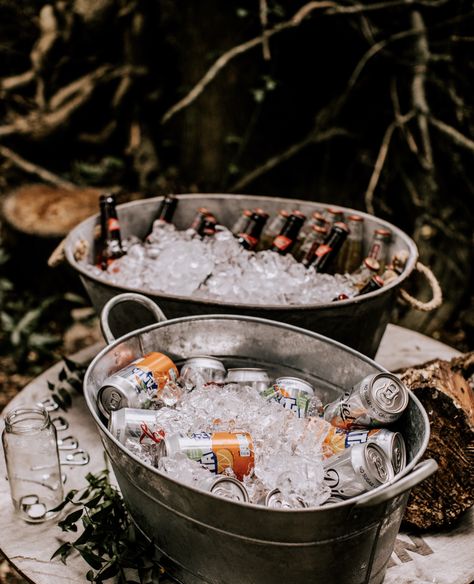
[229,127,348,192]
[429,117,474,152]
[0,145,76,189]
[259,0,271,61]
[0,70,35,93]
[161,0,431,125]
[364,111,416,214]
[410,10,433,170]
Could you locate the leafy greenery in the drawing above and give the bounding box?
[46,355,87,411]
[52,469,164,584]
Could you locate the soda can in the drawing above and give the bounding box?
[262,377,314,418]
[323,373,409,429]
[322,427,407,474]
[259,488,308,509]
[323,442,393,499]
[198,475,249,503]
[158,431,254,481]
[180,355,226,389]
[225,368,271,393]
[97,352,178,418]
[108,408,165,446]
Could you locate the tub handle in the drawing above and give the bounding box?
[399,262,443,312]
[100,292,168,344]
[353,458,438,508]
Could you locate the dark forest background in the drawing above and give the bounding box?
[0,0,473,355]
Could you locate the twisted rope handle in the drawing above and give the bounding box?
[399,261,443,312]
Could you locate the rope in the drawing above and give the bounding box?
[399,261,443,312]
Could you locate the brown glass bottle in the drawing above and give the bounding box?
[259,210,289,250]
[338,214,364,274]
[231,209,253,235]
[357,274,385,295]
[237,212,268,250]
[198,215,217,239]
[155,195,178,224]
[312,222,349,273]
[296,225,328,266]
[98,193,125,270]
[325,207,344,226]
[368,228,392,271]
[189,207,210,233]
[270,213,305,255]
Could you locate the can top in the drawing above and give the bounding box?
[182,355,226,372]
[97,377,134,418]
[274,376,314,395]
[209,476,249,502]
[370,373,409,414]
[363,442,392,485]
[391,432,407,474]
[226,368,270,383]
[264,488,308,509]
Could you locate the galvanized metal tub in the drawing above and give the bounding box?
[64,194,419,358]
[84,293,436,584]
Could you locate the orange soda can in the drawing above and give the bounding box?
[97,352,178,418]
[158,431,254,481]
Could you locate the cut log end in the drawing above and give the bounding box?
[398,354,474,530]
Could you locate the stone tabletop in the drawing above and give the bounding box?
[0,324,472,584]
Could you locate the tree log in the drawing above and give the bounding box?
[398,353,474,530]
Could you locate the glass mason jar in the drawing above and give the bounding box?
[2,408,64,522]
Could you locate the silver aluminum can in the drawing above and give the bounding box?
[323,442,393,499]
[180,355,226,388]
[323,427,407,475]
[97,352,178,418]
[198,475,249,503]
[225,368,271,392]
[368,429,407,475]
[323,373,409,429]
[262,376,314,418]
[108,408,164,446]
[259,488,308,509]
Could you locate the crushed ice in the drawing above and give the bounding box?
[122,381,332,507]
[83,222,356,305]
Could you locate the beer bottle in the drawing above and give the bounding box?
[236,212,268,250]
[368,228,392,271]
[189,207,210,233]
[357,275,385,295]
[198,214,217,239]
[258,209,289,250]
[338,214,364,274]
[98,193,125,270]
[155,194,178,224]
[231,209,253,235]
[325,207,344,226]
[270,212,306,255]
[381,263,403,285]
[351,257,381,290]
[296,225,328,266]
[312,222,349,273]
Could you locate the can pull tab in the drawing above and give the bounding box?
[57,436,79,450]
[37,397,59,412]
[60,449,90,466]
[379,382,400,406]
[51,416,69,431]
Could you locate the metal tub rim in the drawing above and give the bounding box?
[84,312,430,515]
[64,193,419,311]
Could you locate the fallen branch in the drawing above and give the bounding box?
[230,127,348,192]
[0,70,35,93]
[0,145,76,189]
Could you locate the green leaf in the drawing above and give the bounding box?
[58,508,83,530]
[58,367,68,382]
[86,570,95,581]
[58,387,72,408]
[63,356,80,372]
[51,541,73,561]
[47,380,56,391]
[75,547,104,570]
[97,561,119,580]
[85,493,103,509]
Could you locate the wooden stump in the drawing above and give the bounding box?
[398,352,474,530]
